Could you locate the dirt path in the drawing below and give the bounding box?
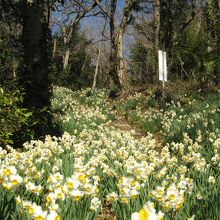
[112,111,165,148]
[96,113,145,220]
[96,108,164,220]
[111,113,145,139]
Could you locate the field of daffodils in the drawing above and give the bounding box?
[0,86,219,220]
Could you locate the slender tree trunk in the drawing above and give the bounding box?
[153,0,160,51]
[153,0,160,79]
[12,60,18,80]
[206,0,220,84]
[62,28,71,70]
[63,47,70,69]
[58,0,98,71]
[81,52,88,74]
[53,38,57,58]
[92,47,101,89]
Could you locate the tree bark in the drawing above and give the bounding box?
[20,1,51,108]
[117,28,128,92]
[96,0,134,93]
[53,38,57,58]
[18,1,52,137]
[152,0,160,78]
[160,0,173,50]
[92,47,101,89]
[206,0,220,84]
[114,0,133,92]
[81,52,88,74]
[63,47,70,70]
[153,0,160,51]
[108,0,120,89]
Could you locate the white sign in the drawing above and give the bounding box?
[158,50,167,81]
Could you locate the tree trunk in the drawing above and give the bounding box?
[63,47,70,70]
[160,0,173,78]
[206,0,220,84]
[19,1,52,137]
[81,52,88,74]
[153,0,160,79]
[53,38,57,58]
[108,0,120,89]
[12,59,18,80]
[20,1,51,108]
[62,27,71,70]
[160,0,173,50]
[107,0,135,93]
[117,29,128,92]
[114,0,133,92]
[153,0,160,52]
[92,47,101,89]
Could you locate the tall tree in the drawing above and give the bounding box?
[16,0,54,137]
[205,0,220,83]
[52,26,94,88]
[0,0,64,138]
[0,0,23,89]
[52,0,98,70]
[20,0,51,109]
[159,0,196,79]
[92,21,107,89]
[152,0,160,52]
[96,0,139,93]
[152,0,160,75]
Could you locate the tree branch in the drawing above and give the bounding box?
[94,0,110,18]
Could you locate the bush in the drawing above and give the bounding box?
[0,87,33,148]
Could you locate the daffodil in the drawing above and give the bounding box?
[106,192,118,203]
[131,202,161,220]
[46,211,60,220]
[70,189,84,201]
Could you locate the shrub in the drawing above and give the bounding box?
[0,87,33,148]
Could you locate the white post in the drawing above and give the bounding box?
[158,50,167,95]
[158,50,163,81]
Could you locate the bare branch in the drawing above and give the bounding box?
[94,0,110,18]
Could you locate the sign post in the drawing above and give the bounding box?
[158,50,167,94]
